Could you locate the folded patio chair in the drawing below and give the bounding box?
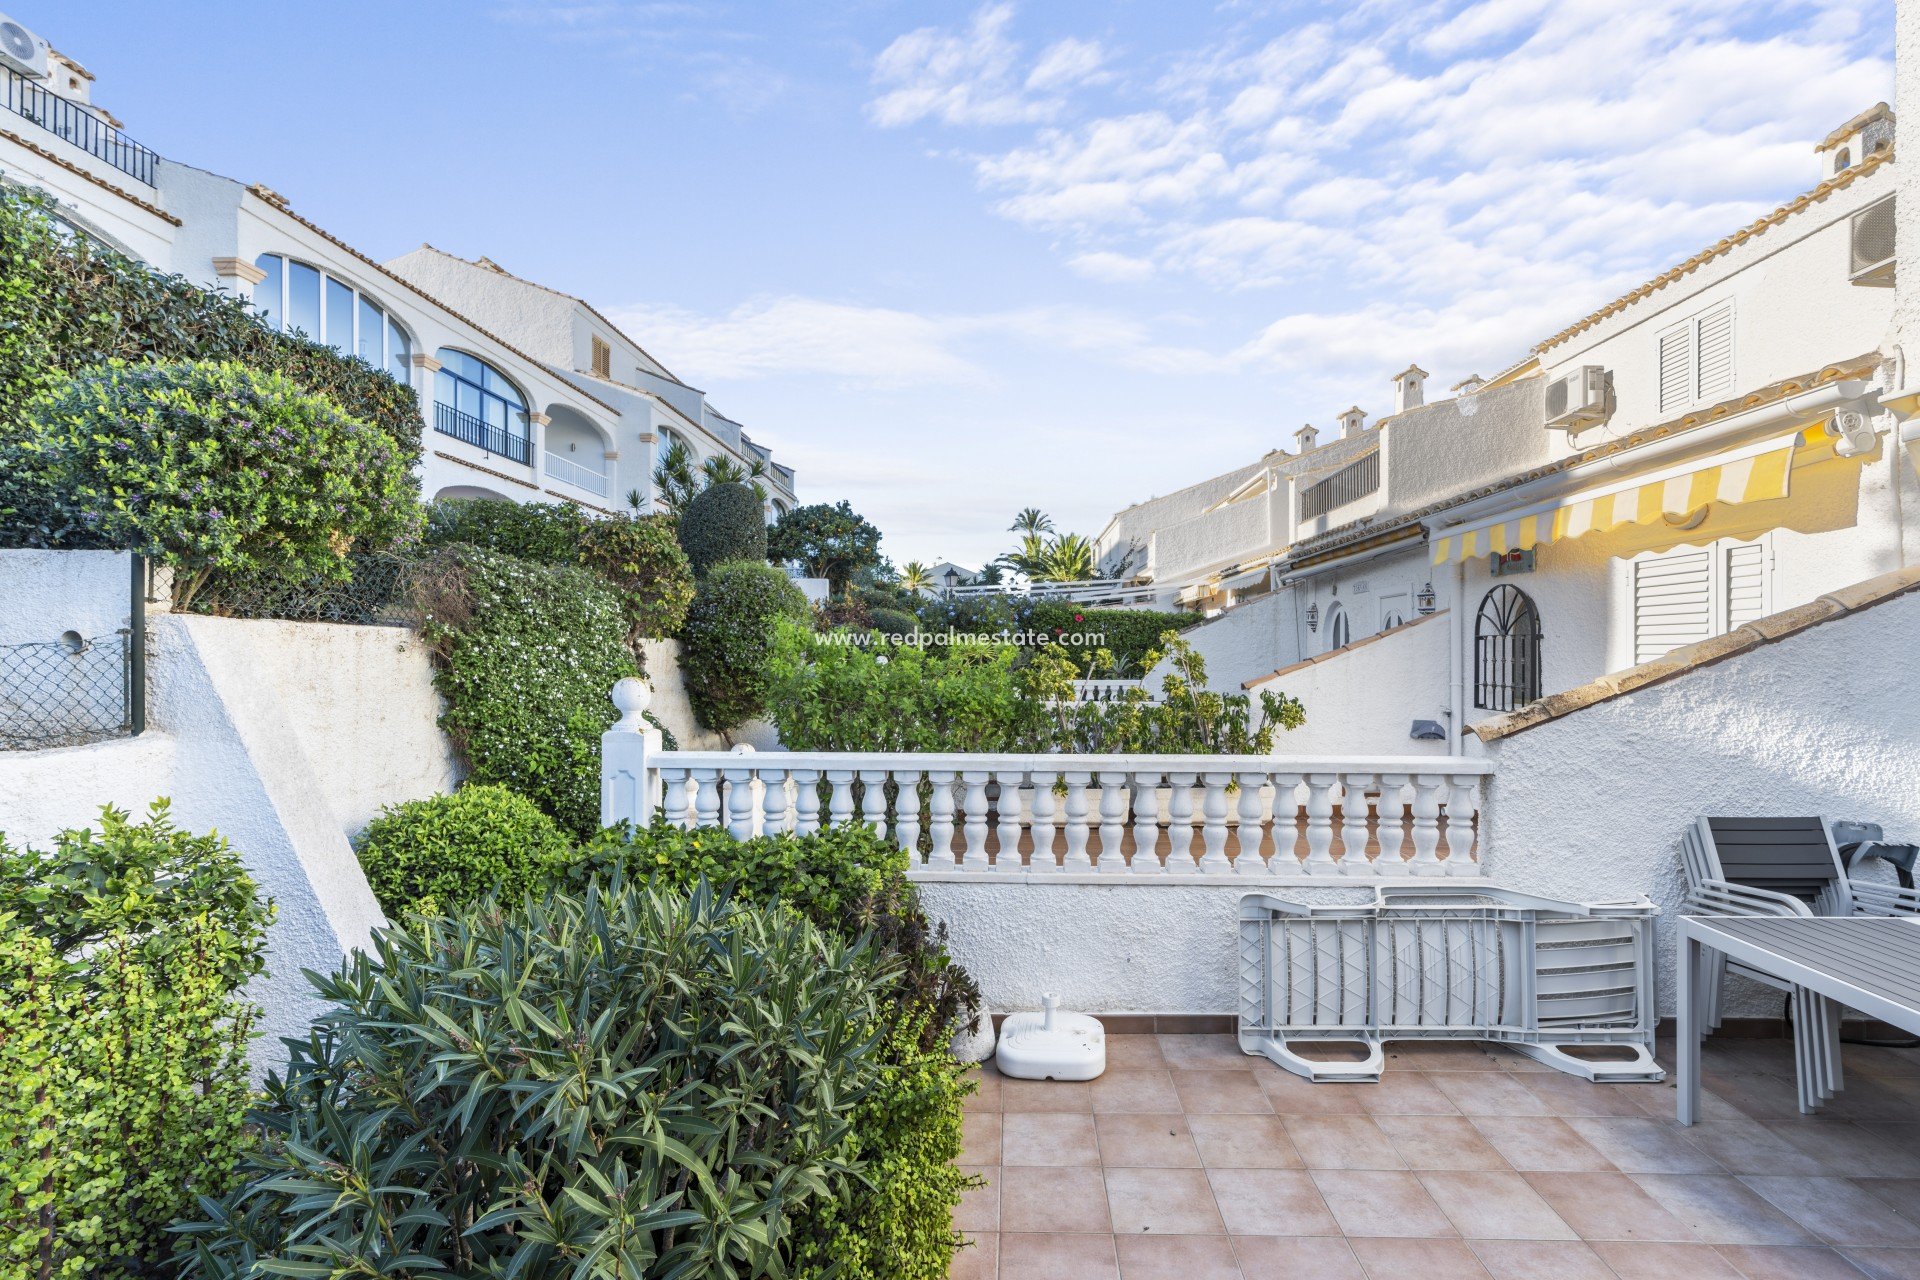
[1680,816,1920,1033]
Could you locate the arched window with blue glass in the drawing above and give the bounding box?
[251,254,411,381]
[433,349,531,465]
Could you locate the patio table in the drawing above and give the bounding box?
[1676,914,1920,1125]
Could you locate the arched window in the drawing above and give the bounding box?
[1381,608,1406,631]
[1474,585,1543,711]
[657,428,692,465]
[253,254,411,380]
[433,348,530,464]
[1325,603,1350,649]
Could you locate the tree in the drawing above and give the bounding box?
[899,560,934,593]
[1036,532,1097,582]
[766,500,883,595]
[652,439,700,517]
[1009,507,1054,537]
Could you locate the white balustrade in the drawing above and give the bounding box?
[601,678,1492,877]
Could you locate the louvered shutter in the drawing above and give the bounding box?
[1633,548,1713,664]
[1694,303,1734,400]
[1725,541,1767,627]
[1658,324,1693,413]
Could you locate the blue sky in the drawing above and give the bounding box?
[26,1,1894,568]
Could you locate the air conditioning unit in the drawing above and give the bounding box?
[1850,196,1895,288]
[1544,364,1608,431]
[0,12,49,79]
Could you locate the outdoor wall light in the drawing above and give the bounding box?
[1306,601,1320,632]
[1416,582,1437,614]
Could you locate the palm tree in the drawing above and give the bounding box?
[1000,532,1052,581]
[900,560,934,593]
[1009,508,1054,537]
[701,454,770,501]
[652,440,699,517]
[1036,533,1097,582]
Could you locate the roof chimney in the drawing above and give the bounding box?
[1293,423,1319,453]
[1816,103,1893,180]
[1337,406,1367,439]
[1450,373,1485,396]
[1392,364,1428,414]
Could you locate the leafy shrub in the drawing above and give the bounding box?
[174,880,892,1279]
[1024,633,1307,752]
[916,592,1018,638]
[0,185,422,551]
[681,560,811,733]
[0,802,270,1278]
[869,606,921,639]
[6,360,417,608]
[422,496,588,565]
[356,784,574,916]
[1022,601,1203,675]
[422,546,637,835]
[579,512,695,642]
[677,480,767,576]
[766,500,884,594]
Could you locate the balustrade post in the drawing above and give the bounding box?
[662,770,691,828]
[961,771,991,870]
[990,769,1025,869]
[1097,773,1130,869]
[1377,773,1412,871]
[1445,774,1480,874]
[826,770,855,828]
[928,771,959,867]
[1062,771,1094,870]
[857,769,890,837]
[692,768,722,830]
[791,769,821,836]
[1302,773,1338,873]
[1029,770,1059,870]
[724,761,757,840]
[1198,773,1231,873]
[896,771,924,859]
[1339,773,1378,875]
[1131,776,1164,872]
[1166,772,1197,872]
[600,677,661,829]
[762,767,790,835]
[1409,774,1446,875]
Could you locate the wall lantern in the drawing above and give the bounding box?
[1416,582,1437,615]
[1305,601,1320,632]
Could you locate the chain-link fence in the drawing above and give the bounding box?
[1,631,133,750]
[194,552,422,626]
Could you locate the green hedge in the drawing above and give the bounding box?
[356,783,573,916]
[0,802,270,1279]
[1022,601,1203,675]
[681,560,812,733]
[423,496,588,565]
[0,184,421,551]
[678,480,767,576]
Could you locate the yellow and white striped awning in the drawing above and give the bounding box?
[1431,433,1799,566]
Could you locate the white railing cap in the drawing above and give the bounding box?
[646,749,1493,774]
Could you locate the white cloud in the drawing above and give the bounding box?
[867,2,1103,127]
[1068,250,1157,283]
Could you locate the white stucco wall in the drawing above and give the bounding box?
[1145,590,1297,694]
[0,731,179,846]
[0,549,139,644]
[1253,610,1454,755]
[1151,495,1273,583]
[1479,585,1920,1016]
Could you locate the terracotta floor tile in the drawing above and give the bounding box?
[1184,1114,1302,1169]
[1679,1118,1833,1175]
[1843,1046,1920,1079]
[998,1232,1120,1280]
[1230,1235,1365,1280]
[1468,1116,1615,1172]
[1283,1115,1406,1170]
[1374,1114,1509,1171]
[956,1166,999,1233]
[952,1232,998,1280]
[1840,1247,1920,1279]
[1741,1177,1920,1247]
[1113,1233,1242,1280]
[1107,1035,1169,1071]
[966,1067,1003,1114]
[1387,1042,1507,1071]
[1767,1124,1920,1179]
[1423,1169,1576,1240]
[1003,1112,1101,1167]
[1095,1114,1202,1169]
[1565,1117,1723,1174]
[1001,1079,1094,1113]
[1254,1069,1370,1116]
[1311,1169,1457,1238]
[1628,1174,1817,1245]
[998,1166,1114,1234]
[1467,1239,1614,1280]
[1520,1073,1650,1117]
[1206,1168,1341,1236]
[1344,1236,1493,1278]
[1356,1073,1461,1116]
[1855,1179,1920,1222]
[1158,1035,1253,1071]
[1588,1241,1746,1279]
[1173,1071,1274,1115]
[1711,1243,1880,1279]
[963,1113,1004,1165]
[1521,1171,1701,1242]
[1106,1166,1227,1235]
[1429,1071,1556,1117]
[1093,1071,1184,1115]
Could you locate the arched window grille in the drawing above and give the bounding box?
[433,348,530,464]
[1474,585,1543,711]
[1325,602,1350,649]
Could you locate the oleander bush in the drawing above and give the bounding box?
[680,559,812,734]
[0,802,270,1279]
[172,879,894,1279]
[3,360,417,609]
[677,479,768,576]
[0,185,421,550]
[419,545,637,835]
[356,784,574,916]
[578,512,695,643]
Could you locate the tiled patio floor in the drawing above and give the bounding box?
[953,1033,1920,1280]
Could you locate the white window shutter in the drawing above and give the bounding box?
[1694,303,1734,401]
[1658,325,1694,413]
[1724,541,1768,627]
[1633,548,1713,664]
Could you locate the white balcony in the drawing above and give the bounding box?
[543,449,609,498]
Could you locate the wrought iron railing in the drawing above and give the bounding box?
[434,401,531,465]
[3,68,158,185]
[1299,450,1381,520]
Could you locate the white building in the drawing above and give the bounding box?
[0,26,794,518]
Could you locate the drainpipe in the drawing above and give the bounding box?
[1448,557,1466,757]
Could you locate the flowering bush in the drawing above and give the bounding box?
[681,560,812,733]
[6,360,415,608]
[422,496,588,565]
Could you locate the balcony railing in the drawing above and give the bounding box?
[1300,450,1381,520]
[434,401,531,465]
[947,578,1160,608]
[543,450,609,497]
[4,68,158,186]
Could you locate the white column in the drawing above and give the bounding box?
[599,677,661,829]
[527,410,550,485]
